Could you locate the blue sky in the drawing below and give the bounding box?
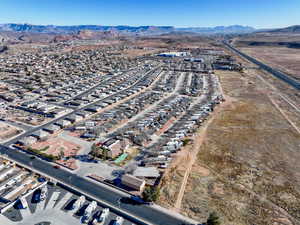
[0,0,299,28]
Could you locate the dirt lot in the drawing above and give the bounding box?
[134,35,214,49]
[240,46,300,81]
[0,122,22,142]
[159,69,300,225]
[122,48,161,58]
[29,136,82,170]
[30,137,81,156]
[4,108,51,126]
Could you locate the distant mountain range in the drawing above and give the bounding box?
[1,23,299,36]
[177,25,255,34]
[0,23,256,35]
[0,24,174,35]
[267,25,300,33]
[1,24,299,45]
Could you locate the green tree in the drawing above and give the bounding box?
[207,211,221,225]
[59,150,65,160]
[142,186,160,202]
[91,143,97,152]
[90,144,99,157]
[101,148,109,160]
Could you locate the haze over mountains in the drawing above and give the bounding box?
[177,25,255,34]
[267,25,300,33]
[1,23,300,36]
[0,23,255,35]
[0,24,299,45]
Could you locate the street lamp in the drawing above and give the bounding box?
[117,198,121,208]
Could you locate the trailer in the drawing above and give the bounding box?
[72,195,86,214]
[40,185,48,201]
[113,216,124,225]
[96,208,110,225]
[19,196,28,209]
[82,200,97,224]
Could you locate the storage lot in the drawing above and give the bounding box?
[0,158,43,212]
[1,183,134,225]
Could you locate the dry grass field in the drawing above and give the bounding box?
[240,46,300,81]
[232,33,300,81]
[122,48,161,58]
[159,69,300,225]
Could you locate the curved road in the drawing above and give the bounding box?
[223,41,300,90]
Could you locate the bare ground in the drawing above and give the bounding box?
[240,46,300,81]
[159,69,300,225]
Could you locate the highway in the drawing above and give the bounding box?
[223,41,300,90]
[0,145,192,225]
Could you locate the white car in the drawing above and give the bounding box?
[97,208,110,225]
[113,216,124,225]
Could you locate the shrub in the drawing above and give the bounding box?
[182,138,192,146]
[142,186,160,202]
[207,211,221,225]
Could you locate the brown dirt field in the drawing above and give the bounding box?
[0,122,22,141]
[134,40,169,48]
[240,46,300,81]
[68,41,122,52]
[134,36,214,49]
[30,137,81,170]
[68,130,83,138]
[232,34,300,45]
[122,49,161,58]
[159,69,300,225]
[30,137,81,157]
[224,46,300,109]
[57,158,77,170]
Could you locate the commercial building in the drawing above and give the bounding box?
[121,174,146,192]
[158,52,189,57]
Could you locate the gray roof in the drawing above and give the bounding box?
[44,124,60,131]
[133,167,160,178]
[32,130,49,137]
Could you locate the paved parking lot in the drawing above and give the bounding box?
[0,184,134,225]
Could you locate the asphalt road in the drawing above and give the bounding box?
[223,41,300,90]
[0,145,192,225]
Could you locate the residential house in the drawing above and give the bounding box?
[31,130,49,140]
[43,124,60,134]
[18,136,37,146]
[54,119,72,128]
[65,114,83,123]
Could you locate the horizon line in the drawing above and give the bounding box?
[0,22,298,30]
[0,22,261,29]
